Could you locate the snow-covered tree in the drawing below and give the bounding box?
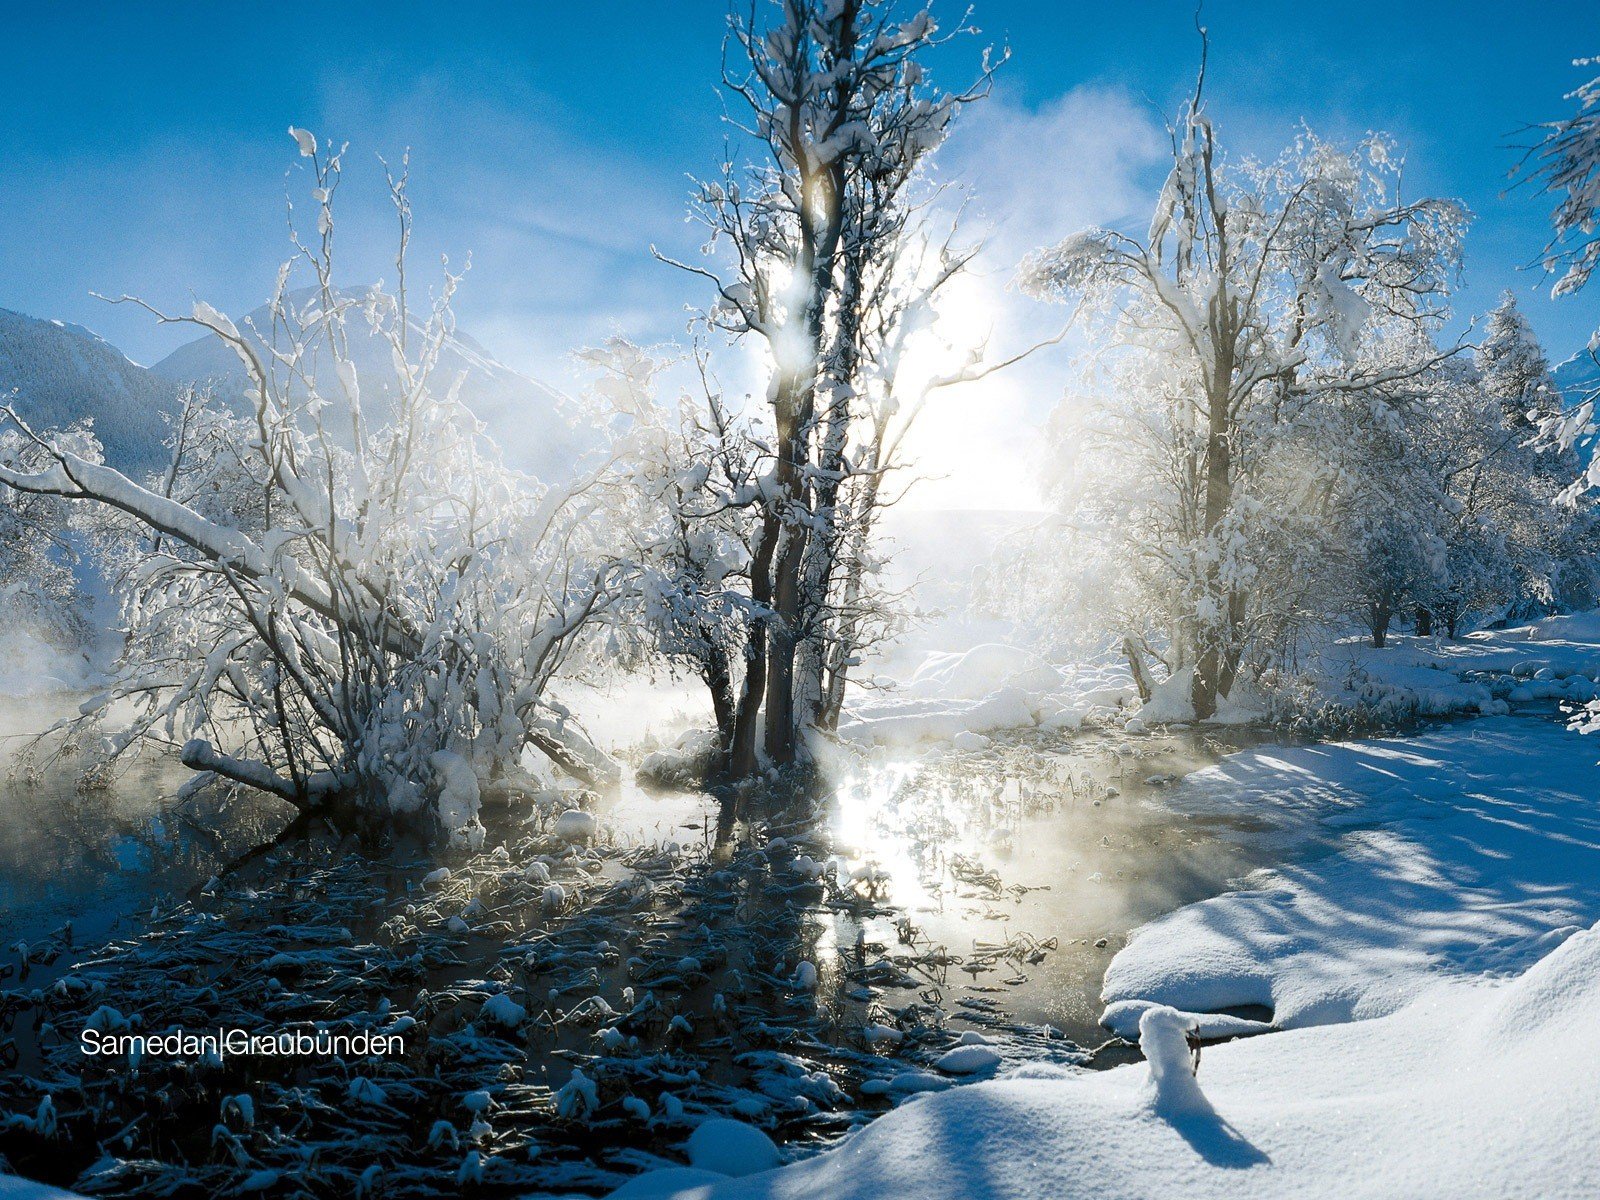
[585,341,760,766]
[1523,56,1600,322]
[666,0,995,774]
[1019,44,1466,715]
[1525,56,1600,497]
[1471,295,1597,617]
[1321,367,1449,648]
[1,132,622,843]
[0,421,101,651]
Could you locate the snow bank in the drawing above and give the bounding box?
[902,644,1064,702]
[1128,666,1194,726]
[0,1176,84,1199]
[838,645,1128,747]
[621,920,1600,1200]
[637,728,722,787]
[0,628,99,697]
[1316,613,1600,720]
[1102,717,1600,1034]
[838,685,1038,746]
[683,1120,781,1177]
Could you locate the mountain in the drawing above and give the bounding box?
[151,287,592,479]
[1555,351,1600,408]
[0,307,180,474]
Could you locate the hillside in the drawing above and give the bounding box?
[152,287,592,479]
[0,308,178,475]
[1555,350,1600,406]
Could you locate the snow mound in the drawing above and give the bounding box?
[638,728,722,787]
[1138,1007,1208,1117]
[838,646,1131,748]
[837,685,1038,747]
[934,1044,1002,1074]
[904,644,1063,702]
[1133,666,1195,726]
[683,1119,781,1177]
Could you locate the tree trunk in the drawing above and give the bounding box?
[1191,369,1235,722]
[1369,600,1391,649]
[1415,606,1433,637]
[729,512,779,778]
[1124,637,1155,703]
[704,643,737,771]
[764,519,806,766]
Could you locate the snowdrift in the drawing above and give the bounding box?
[1100,717,1600,1035]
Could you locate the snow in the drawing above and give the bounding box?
[839,644,1133,747]
[1130,665,1194,726]
[902,644,1062,702]
[1137,1007,1207,1117]
[933,1044,1002,1075]
[479,992,527,1030]
[0,1173,81,1198]
[1102,716,1600,1035]
[0,627,98,696]
[553,808,599,844]
[620,920,1600,1200]
[683,1120,782,1177]
[1312,614,1600,720]
[428,751,484,850]
[617,668,1600,1200]
[0,305,180,473]
[610,1169,733,1198]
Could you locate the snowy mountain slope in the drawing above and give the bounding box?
[152,287,594,480]
[1554,349,1599,406]
[0,307,179,474]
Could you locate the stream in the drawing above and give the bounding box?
[0,708,1294,1198]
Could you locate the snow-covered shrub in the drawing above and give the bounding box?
[0,133,623,842]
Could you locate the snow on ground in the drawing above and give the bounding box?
[1100,716,1600,1036]
[616,920,1600,1199]
[838,612,1600,750]
[0,1176,83,1199]
[0,628,101,697]
[1310,614,1600,719]
[838,643,1134,746]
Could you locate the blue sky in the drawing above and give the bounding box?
[2,2,1596,403]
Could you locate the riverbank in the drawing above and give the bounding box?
[617,710,1600,1199]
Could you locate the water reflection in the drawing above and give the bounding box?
[612,730,1278,1047]
[0,705,296,951]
